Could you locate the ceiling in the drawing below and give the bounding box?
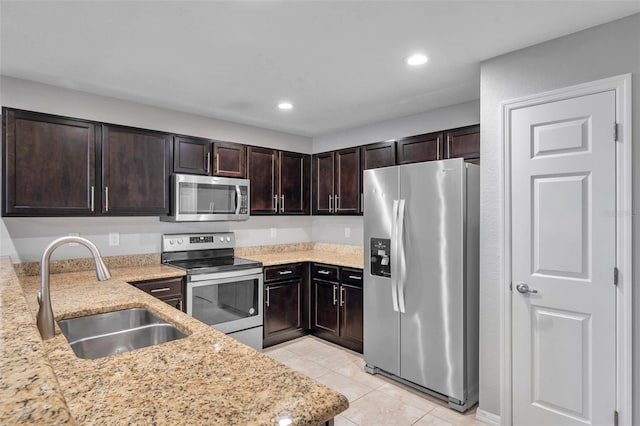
[1,1,639,137]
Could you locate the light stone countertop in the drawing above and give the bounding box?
[1,256,348,425]
[236,243,364,269]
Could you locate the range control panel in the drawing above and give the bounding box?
[370,238,391,278]
[162,232,235,252]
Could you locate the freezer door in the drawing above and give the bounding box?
[363,166,400,376]
[398,159,466,402]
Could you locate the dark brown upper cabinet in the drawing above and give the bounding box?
[102,124,172,216]
[174,137,246,178]
[247,146,309,215]
[396,131,444,165]
[362,140,396,170]
[2,108,100,216]
[213,141,246,178]
[312,147,361,215]
[173,135,210,175]
[444,124,480,160]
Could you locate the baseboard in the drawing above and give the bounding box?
[475,408,500,425]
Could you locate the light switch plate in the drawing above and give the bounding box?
[345,227,351,238]
[109,232,119,246]
[270,228,277,238]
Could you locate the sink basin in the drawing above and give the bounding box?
[58,308,188,359]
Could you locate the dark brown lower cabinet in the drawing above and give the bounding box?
[311,264,363,353]
[129,276,185,311]
[263,263,307,348]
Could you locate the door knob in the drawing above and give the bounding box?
[516,283,538,294]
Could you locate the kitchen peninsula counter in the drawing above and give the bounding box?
[1,256,348,425]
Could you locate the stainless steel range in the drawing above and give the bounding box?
[161,232,263,351]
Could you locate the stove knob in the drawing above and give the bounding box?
[177,239,183,245]
[169,239,175,245]
[219,237,224,242]
[226,236,231,242]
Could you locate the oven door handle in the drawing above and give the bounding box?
[187,268,264,283]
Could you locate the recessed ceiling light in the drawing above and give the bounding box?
[406,54,428,66]
[278,102,293,110]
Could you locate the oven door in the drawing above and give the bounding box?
[186,268,263,334]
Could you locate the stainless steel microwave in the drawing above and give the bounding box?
[161,174,250,221]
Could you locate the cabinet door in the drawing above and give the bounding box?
[173,135,211,175]
[334,147,361,214]
[247,146,278,214]
[312,279,339,335]
[311,152,334,215]
[3,108,98,216]
[445,125,480,160]
[340,284,363,352]
[102,124,171,215]
[396,131,443,164]
[279,151,310,215]
[264,279,302,337]
[213,141,246,178]
[362,141,396,170]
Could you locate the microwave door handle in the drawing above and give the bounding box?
[235,185,242,215]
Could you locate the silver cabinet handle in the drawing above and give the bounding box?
[215,153,220,173]
[516,283,538,294]
[105,186,109,212]
[348,275,362,280]
[328,194,333,213]
[280,194,285,213]
[332,284,338,305]
[266,287,270,307]
[90,186,94,212]
[206,152,211,174]
[150,287,171,293]
[335,195,340,211]
[318,270,331,275]
[447,135,452,159]
[340,287,345,307]
[278,270,293,275]
[177,299,182,311]
[273,195,278,212]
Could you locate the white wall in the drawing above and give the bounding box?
[479,13,640,419]
[311,100,480,245]
[0,77,313,262]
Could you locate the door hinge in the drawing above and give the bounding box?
[614,267,619,286]
[614,410,619,426]
[614,123,619,142]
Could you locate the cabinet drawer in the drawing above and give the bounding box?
[340,268,363,288]
[312,263,339,282]
[131,276,183,298]
[264,263,303,282]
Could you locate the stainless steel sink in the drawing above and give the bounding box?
[58,308,188,359]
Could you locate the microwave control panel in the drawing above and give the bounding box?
[370,238,391,278]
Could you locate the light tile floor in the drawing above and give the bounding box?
[263,336,486,426]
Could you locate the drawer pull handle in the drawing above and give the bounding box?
[278,270,293,275]
[348,275,362,280]
[150,287,171,293]
[318,270,331,275]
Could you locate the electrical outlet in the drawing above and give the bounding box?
[345,227,351,238]
[109,232,119,246]
[270,228,277,238]
[68,232,79,246]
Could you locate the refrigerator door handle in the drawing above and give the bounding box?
[391,199,400,312]
[397,199,407,313]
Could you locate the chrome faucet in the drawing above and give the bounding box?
[37,236,111,340]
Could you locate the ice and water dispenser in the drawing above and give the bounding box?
[370,238,391,277]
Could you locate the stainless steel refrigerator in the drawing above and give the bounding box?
[363,158,479,412]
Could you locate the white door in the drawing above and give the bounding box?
[511,90,616,425]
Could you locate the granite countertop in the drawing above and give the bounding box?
[1,256,348,425]
[237,243,364,269]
